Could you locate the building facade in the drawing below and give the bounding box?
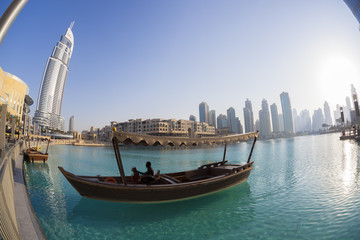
[243,98,254,133]
[312,108,324,132]
[114,118,215,137]
[280,92,294,134]
[33,23,74,131]
[270,103,279,133]
[0,66,29,117]
[69,115,74,132]
[259,99,271,137]
[189,115,196,122]
[208,110,216,128]
[227,107,237,133]
[323,101,332,126]
[217,114,227,129]
[199,102,209,124]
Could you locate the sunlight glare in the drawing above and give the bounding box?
[318,56,360,105]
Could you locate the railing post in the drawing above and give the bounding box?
[0,104,7,156]
[10,117,15,141]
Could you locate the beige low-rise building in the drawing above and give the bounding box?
[114,118,215,137]
[0,66,29,117]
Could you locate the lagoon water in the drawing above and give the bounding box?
[24,133,360,240]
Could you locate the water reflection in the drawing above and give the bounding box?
[68,183,253,223]
[341,140,359,190]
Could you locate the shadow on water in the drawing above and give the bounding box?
[67,182,253,224]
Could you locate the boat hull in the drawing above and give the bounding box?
[24,151,48,162]
[59,163,253,203]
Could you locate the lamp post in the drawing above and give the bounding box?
[0,0,28,46]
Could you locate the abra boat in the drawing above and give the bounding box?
[24,137,50,162]
[59,131,258,203]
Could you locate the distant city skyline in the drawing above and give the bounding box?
[196,85,360,136]
[1,1,360,131]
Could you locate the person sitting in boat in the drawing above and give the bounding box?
[131,167,141,183]
[138,161,155,183]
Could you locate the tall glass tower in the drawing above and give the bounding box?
[199,102,209,124]
[280,92,294,134]
[33,22,74,131]
[243,98,254,133]
[227,107,237,133]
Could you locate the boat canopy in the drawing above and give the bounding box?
[112,131,259,147]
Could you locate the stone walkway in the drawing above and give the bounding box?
[14,153,46,240]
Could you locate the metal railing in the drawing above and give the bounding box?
[0,143,21,240]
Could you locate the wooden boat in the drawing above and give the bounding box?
[24,138,50,162]
[59,131,259,203]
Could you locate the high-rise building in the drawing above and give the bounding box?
[280,92,294,134]
[333,104,341,125]
[270,103,280,133]
[69,115,74,132]
[278,114,284,132]
[299,109,311,132]
[199,102,209,124]
[236,117,243,134]
[323,101,332,126]
[293,108,301,133]
[227,107,237,133]
[351,84,358,97]
[217,114,227,129]
[351,85,360,120]
[33,22,75,131]
[189,115,196,122]
[312,108,324,132]
[345,96,351,123]
[243,98,254,133]
[208,110,216,128]
[254,119,260,131]
[259,99,271,137]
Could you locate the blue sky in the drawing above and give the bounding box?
[1,0,360,131]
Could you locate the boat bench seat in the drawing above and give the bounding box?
[187,175,213,181]
[161,174,181,184]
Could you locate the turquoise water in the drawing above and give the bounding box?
[24,133,360,240]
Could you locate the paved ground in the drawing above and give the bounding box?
[14,153,46,240]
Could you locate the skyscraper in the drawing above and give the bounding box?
[208,110,216,128]
[299,109,311,132]
[33,22,75,131]
[189,115,196,122]
[293,108,300,133]
[243,98,254,133]
[312,108,324,132]
[217,114,227,129]
[345,96,351,122]
[69,115,74,132]
[270,103,280,133]
[199,102,209,124]
[323,101,332,126]
[280,92,294,134]
[333,104,341,125]
[259,99,271,137]
[278,114,284,132]
[227,107,237,133]
[351,84,360,120]
[236,117,243,134]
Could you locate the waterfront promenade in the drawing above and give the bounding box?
[0,140,45,240]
